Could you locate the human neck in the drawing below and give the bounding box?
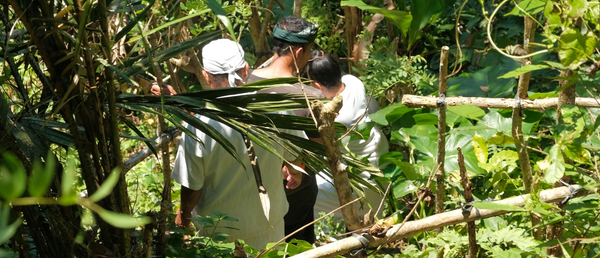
[323,83,345,99]
[253,53,296,78]
[210,81,231,89]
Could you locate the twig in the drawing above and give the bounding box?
[288,46,319,127]
[375,181,392,220]
[256,197,363,258]
[368,165,438,255]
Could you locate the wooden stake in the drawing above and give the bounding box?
[458,147,478,258]
[291,186,591,258]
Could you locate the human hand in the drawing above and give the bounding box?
[151,83,177,96]
[175,207,194,233]
[282,163,303,189]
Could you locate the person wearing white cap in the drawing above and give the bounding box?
[170,38,303,249]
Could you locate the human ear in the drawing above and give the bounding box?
[241,62,249,81]
[202,70,212,85]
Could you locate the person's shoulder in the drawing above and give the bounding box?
[341,74,364,87]
[246,73,265,84]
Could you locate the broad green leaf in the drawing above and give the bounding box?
[0,153,27,201]
[392,179,417,198]
[471,202,527,212]
[447,105,486,120]
[341,0,412,35]
[408,0,443,48]
[498,64,550,79]
[395,161,420,180]
[413,113,438,125]
[28,152,55,197]
[486,133,515,145]
[564,142,591,164]
[89,168,121,202]
[203,0,236,39]
[545,145,565,184]
[369,102,410,126]
[60,156,78,205]
[506,0,547,16]
[479,150,518,173]
[472,134,488,164]
[559,27,596,70]
[97,208,151,228]
[567,0,587,18]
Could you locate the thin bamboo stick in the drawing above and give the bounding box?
[292,186,591,258]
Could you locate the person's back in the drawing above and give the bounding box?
[246,16,321,244]
[173,115,290,248]
[306,51,389,218]
[172,39,302,249]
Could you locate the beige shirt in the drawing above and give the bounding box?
[172,113,300,249]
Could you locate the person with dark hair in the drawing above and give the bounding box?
[246,15,321,244]
[307,50,389,220]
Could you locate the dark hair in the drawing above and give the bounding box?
[307,50,341,89]
[273,16,314,56]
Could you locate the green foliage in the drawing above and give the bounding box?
[354,37,435,99]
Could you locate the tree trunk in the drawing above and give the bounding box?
[293,0,302,17]
[311,96,362,232]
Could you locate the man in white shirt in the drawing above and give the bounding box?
[171,39,303,249]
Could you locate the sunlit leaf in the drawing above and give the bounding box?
[472,134,488,164]
[0,153,27,201]
[97,208,151,228]
[341,0,412,35]
[545,145,565,184]
[89,168,121,202]
[203,0,236,39]
[497,64,550,79]
[0,204,22,243]
[506,0,547,16]
[559,27,596,70]
[28,152,55,197]
[60,155,78,205]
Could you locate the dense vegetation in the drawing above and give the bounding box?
[1,0,600,257]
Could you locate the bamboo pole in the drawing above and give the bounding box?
[402,95,600,109]
[435,46,449,258]
[458,147,478,258]
[311,96,362,232]
[435,46,449,227]
[292,186,590,258]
